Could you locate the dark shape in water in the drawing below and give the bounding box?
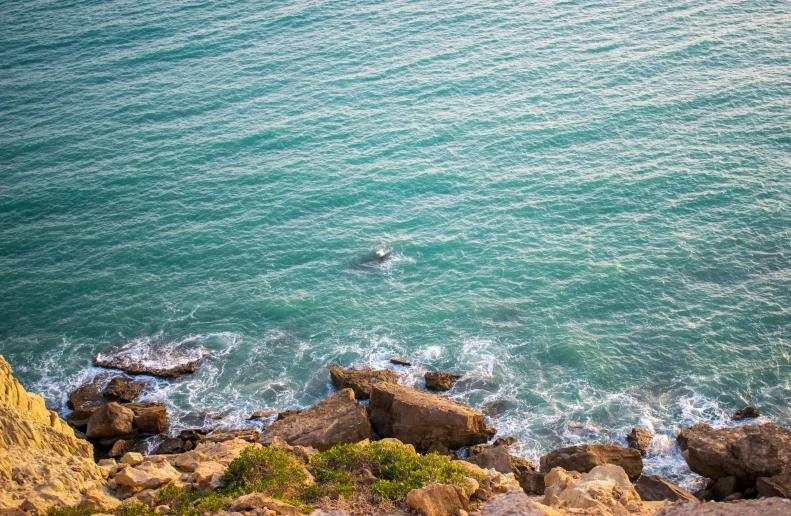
[93,353,200,378]
[353,248,392,269]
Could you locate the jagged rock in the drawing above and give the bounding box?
[191,461,226,491]
[329,366,400,400]
[681,422,791,482]
[733,407,760,421]
[711,476,740,501]
[626,428,653,456]
[174,438,260,472]
[369,383,495,452]
[634,475,698,503]
[406,483,468,516]
[155,437,185,455]
[0,356,110,512]
[481,489,559,516]
[108,439,133,457]
[277,409,302,420]
[230,494,301,516]
[86,402,135,438]
[539,444,643,481]
[756,473,791,499]
[390,357,411,366]
[543,464,642,513]
[260,389,371,451]
[519,470,546,495]
[93,353,200,378]
[179,428,210,440]
[202,428,258,443]
[510,456,536,475]
[114,458,180,489]
[67,375,115,423]
[120,452,144,466]
[424,372,461,391]
[105,377,143,402]
[247,410,274,420]
[676,423,714,452]
[655,498,791,515]
[467,445,513,475]
[81,488,121,511]
[126,402,167,434]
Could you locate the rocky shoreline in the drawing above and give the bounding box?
[1,353,790,516]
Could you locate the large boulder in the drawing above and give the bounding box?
[126,402,167,434]
[654,498,791,515]
[424,372,461,392]
[543,464,642,513]
[756,473,791,499]
[626,428,653,456]
[260,389,371,451]
[634,475,698,503]
[369,383,495,452]
[539,444,643,481]
[406,483,468,516]
[466,445,514,475]
[676,423,714,452]
[733,407,760,421]
[105,377,143,402]
[680,423,791,483]
[66,375,115,425]
[86,402,135,438]
[329,366,399,400]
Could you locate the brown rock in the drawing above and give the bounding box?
[682,422,791,482]
[480,489,550,516]
[734,407,760,421]
[635,475,699,503]
[369,383,495,452]
[329,366,400,400]
[260,389,371,451]
[230,494,301,516]
[155,437,185,455]
[105,377,143,402]
[711,476,740,501]
[510,455,537,475]
[202,428,259,443]
[247,410,274,420]
[87,402,135,438]
[66,375,115,424]
[424,372,461,391]
[652,498,791,515]
[406,483,468,516]
[756,473,791,499]
[277,409,302,420]
[677,423,714,452]
[543,464,641,512]
[518,470,546,495]
[539,444,643,481]
[108,439,133,457]
[93,353,200,378]
[126,402,167,434]
[390,357,412,366]
[467,445,513,474]
[626,427,654,456]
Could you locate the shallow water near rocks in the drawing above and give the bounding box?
[1,0,790,491]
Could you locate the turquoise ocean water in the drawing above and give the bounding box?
[1,0,790,488]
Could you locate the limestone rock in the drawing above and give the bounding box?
[539,444,643,481]
[260,389,371,451]
[681,422,791,482]
[481,489,561,516]
[105,377,143,402]
[425,372,461,392]
[66,375,114,424]
[191,461,226,491]
[120,452,144,466]
[634,475,698,503]
[543,464,642,513]
[654,498,791,515]
[756,473,791,499]
[155,437,185,455]
[676,423,714,452]
[277,409,302,420]
[247,410,275,420]
[626,428,653,456]
[94,353,200,378]
[230,493,301,516]
[406,483,468,516]
[369,383,495,452]
[126,402,167,434]
[86,402,135,438]
[173,438,259,472]
[114,458,180,489]
[109,439,133,458]
[329,366,400,400]
[202,428,258,443]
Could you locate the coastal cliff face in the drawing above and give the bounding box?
[0,355,110,512]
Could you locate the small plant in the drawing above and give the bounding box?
[221,445,310,499]
[47,508,101,516]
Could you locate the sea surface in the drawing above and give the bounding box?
[1,0,791,489]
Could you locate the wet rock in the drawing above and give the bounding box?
[655,498,791,515]
[734,407,760,421]
[539,444,643,481]
[390,357,412,366]
[756,473,791,499]
[518,470,546,495]
[406,483,468,516]
[676,423,714,452]
[260,389,371,451]
[66,374,117,425]
[329,366,400,400]
[87,402,135,438]
[93,353,200,378]
[247,410,274,420]
[126,402,167,434]
[626,427,653,456]
[424,372,461,392]
[369,383,495,452]
[155,437,185,455]
[105,377,143,402]
[634,475,698,503]
[681,422,791,482]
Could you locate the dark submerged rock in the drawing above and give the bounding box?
[734,406,760,421]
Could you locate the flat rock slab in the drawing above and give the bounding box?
[635,474,699,503]
[539,444,643,481]
[94,352,200,378]
[369,383,495,452]
[329,366,400,400]
[260,388,371,451]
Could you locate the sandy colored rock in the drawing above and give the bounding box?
[0,355,109,512]
[540,444,643,481]
[634,475,698,503]
[86,402,135,438]
[202,428,258,443]
[369,383,495,452]
[407,483,468,516]
[626,428,653,456]
[681,422,791,482]
[109,439,133,458]
[173,438,260,472]
[120,452,144,466]
[230,493,301,516]
[481,489,562,516]
[329,366,400,399]
[676,423,714,452]
[424,372,461,391]
[191,461,226,491]
[651,498,791,515]
[114,458,180,489]
[543,464,641,513]
[260,389,371,451]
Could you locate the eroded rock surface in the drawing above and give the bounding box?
[329,366,399,400]
[626,428,653,456]
[424,372,461,391]
[540,444,643,481]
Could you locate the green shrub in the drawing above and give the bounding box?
[221,445,310,500]
[47,508,100,516]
